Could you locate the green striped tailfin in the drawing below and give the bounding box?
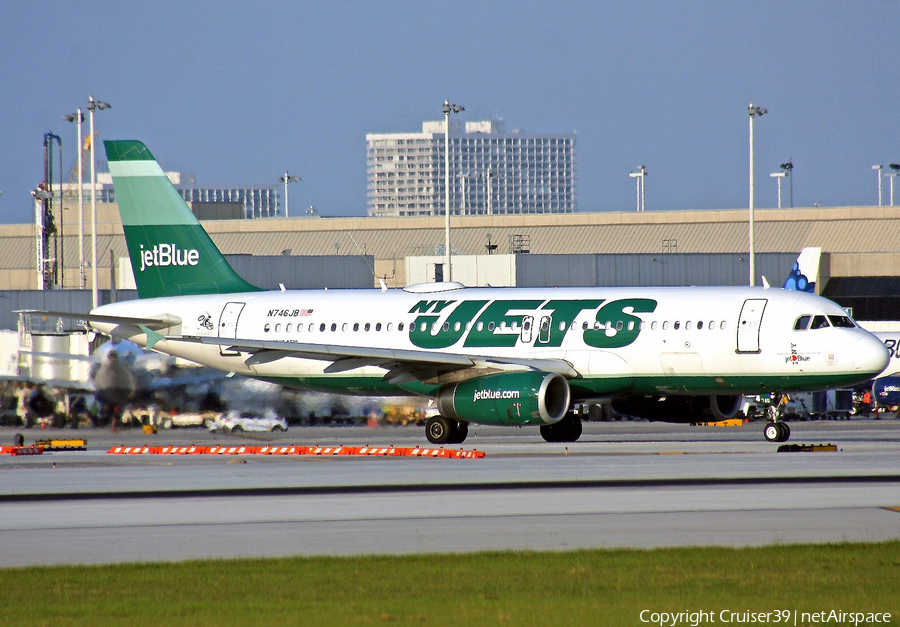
[104,140,262,299]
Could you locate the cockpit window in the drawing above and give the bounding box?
[793,315,811,331]
[828,315,856,328]
[810,315,830,329]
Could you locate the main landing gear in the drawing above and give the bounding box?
[540,412,583,443]
[425,415,469,444]
[763,393,791,443]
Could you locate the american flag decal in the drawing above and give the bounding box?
[300,309,313,316]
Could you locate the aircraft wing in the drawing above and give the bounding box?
[16,310,182,330]
[191,336,579,383]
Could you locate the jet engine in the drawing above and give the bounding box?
[436,371,570,426]
[612,394,743,423]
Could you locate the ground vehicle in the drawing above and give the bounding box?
[208,410,287,433]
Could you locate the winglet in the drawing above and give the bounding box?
[138,324,165,351]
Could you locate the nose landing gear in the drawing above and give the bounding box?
[763,393,791,442]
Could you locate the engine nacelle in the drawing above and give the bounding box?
[436,371,571,426]
[612,394,743,423]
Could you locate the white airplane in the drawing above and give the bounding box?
[54,140,890,444]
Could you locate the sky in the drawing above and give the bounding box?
[1,1,899,223]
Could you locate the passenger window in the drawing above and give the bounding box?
[794,315,811,331]
[454,321,461,332]
[365,323,371,331]
[420,322,427,332]
[376,323,382,331]
[319,323,326,332]
[697,321,704,330]
[628,321,635,331]
[275,324,281,332]
[286,324,292,333]
[442,322,449,332]
[264,324,271,332]
[297,324,302,333]
[477,321,484,331]
[662,321,669,330]
[685,321,692,330]
[341,323,347,332]
[811,315,830,329]
[330,323,336,332]
[387,323,393,332]
[674,321,680,330]
[651,321,657,331]
[708,321,715,330]
[353,323,359,332]
[398,322,404,331]
[488,322,495,331]
[582,321,588,330]
[559,321,566,332]
[721,321,727,330]
[615,321,623,331]
[308,323,314,332]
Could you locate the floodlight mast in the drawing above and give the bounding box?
[63,109,85,288]
[442,100,464,282]
[748,103,767,287]
[279,171,301,217]
[87,95,111,308]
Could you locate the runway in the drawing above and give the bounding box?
[1,420,899,566]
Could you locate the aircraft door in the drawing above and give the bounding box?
[736,298,767,354]
[520,316,534,344]
[218,302,246,356]
[538,315,552,344]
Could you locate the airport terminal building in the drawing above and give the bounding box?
[1,203,899,328]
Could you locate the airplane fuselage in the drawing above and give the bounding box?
[92,284,887,401]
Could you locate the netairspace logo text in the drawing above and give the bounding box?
[639,609,892,626]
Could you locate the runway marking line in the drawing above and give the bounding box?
[107,444,485,459]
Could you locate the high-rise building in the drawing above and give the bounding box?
[367,119,576,217]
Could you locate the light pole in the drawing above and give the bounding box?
[279,171,300,217]
[780,160,793,208]
[629,165,647,211]
[873,165,883,206]
[87,95,110,309]
[63,109,85,288]
[770,172,786,208]
[748,103,767,287]
[442,99,464,282]
[886,164,899,206]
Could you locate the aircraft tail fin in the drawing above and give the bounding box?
[782,247,821,294]
[104,140,262,299]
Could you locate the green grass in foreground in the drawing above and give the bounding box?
[0,542,898,626]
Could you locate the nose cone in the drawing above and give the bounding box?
[853,333,890,376]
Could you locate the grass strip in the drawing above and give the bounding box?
[0,541,897,626]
